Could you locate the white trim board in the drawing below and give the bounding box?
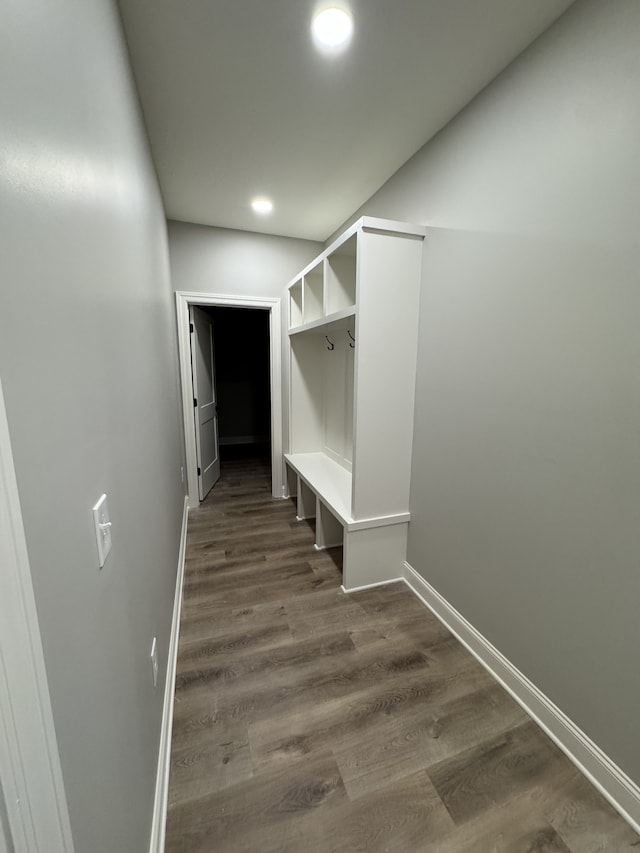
[148,495,189,853]
[341,577,403,595]
[0,378,74,852]
[175,292,283,504]
[403,561,640,835]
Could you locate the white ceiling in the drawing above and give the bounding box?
[117,0,575,242]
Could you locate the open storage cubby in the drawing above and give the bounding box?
[290,324,354,473]
[326,234,356,315]
[285,217,427,590]
[289,280,303,328]
[303,262,324,324]
[285,464,298,506]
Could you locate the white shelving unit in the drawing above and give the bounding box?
[285,217,426,590]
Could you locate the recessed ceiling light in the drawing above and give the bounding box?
[251,197,273,215]
[311,7,353,52]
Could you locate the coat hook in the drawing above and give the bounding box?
[347,330,355,348]
[325,335,335,351]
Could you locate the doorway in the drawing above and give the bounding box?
[209,306,271,462]
[176,291,283,505]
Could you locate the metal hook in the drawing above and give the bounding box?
[325,336,335,351]
[347,330,355,348]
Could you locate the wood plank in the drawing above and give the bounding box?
[166,751,347,853]
[249,653,495,777]
[168,721,253,808]
[549,771,640,853]
[428,720,570,826]
[335,683,527,801]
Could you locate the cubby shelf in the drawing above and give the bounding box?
[288,306,355,337]
[285,216,427,590]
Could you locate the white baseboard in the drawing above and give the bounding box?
[403,561,640,835]
[149,496,189,853]
[341,577,403,595]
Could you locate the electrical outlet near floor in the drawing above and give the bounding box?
[150,637,158,688]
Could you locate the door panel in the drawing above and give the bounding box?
[190,305,220,500]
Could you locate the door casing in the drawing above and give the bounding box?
[176,292,283,505]
[0,377,74,852]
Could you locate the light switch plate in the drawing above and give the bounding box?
[150,637,158,687]
[92,493,112,568]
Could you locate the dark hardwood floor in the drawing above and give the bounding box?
[165,458,639,852]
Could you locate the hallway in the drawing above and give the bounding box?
[164,461,638,852]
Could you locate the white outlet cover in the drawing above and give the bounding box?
[92,493,112,568]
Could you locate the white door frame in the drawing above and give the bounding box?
[176,292,283,505]
[0,377,74,852]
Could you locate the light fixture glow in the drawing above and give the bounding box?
[251,197,273,215]
[311,7,353,52]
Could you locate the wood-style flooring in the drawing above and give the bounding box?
[165,457,639,852]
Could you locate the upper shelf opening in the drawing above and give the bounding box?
[303,262,324,324]
[326,234,356,315]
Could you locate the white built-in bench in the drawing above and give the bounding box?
[285,452,410,591]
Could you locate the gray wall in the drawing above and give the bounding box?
[0,2,184,851]
[168,220,321,467]
[168,220,321,298]
[340,0,640,783]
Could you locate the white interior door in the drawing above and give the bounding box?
[190,306,221,500]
